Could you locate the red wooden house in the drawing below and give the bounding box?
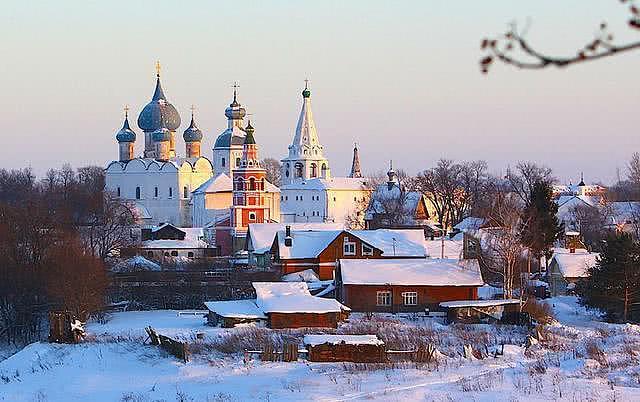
[336,258,483,313]
[270,227,426,280]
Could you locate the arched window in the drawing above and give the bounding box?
[154,187,158,198]
[135,186,141,200]
[117,187,121,197]
[169,187,173,198]
[236,178,244,191]
[261,178,265,190]
[249,178,256,191]
[183,186,188,199]
[321,163,327,177]
[222,157,226,167]
[310,163,317,178]
[170,251,178,257]
[187,252,194,258]
[236,157,241,167]
[249,212,256,221]
[147,251,154,258]
[295,162,303,178]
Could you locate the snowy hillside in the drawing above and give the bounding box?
[2,297,640,401]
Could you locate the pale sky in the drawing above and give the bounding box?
[1,0,638,184]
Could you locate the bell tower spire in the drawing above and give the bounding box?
[349,142,362,178]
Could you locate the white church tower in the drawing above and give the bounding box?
[281,81,331,185]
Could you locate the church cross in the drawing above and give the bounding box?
[155,61,161,77]
[304,78,309,89]
[124,105,129,118]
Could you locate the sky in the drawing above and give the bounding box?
[1,0,638,184]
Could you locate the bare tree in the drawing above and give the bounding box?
[629,152,640,189]
[506,162,554,204]
[480,1,640,73]
[83,193,138,260]
[261,158,282,187]
[477,190,527,298]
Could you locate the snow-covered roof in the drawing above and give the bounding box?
[274,228,426,259]
[111,256,161,272]
[424,237,463,259]
[253,282,349,314]
[282,269,320,283]
[142,227,207,249]
[203,300,266,319]
[364,182,424,223]
[280,177,369,191]
[339,258,483,287]
[303,334,384,346]
[551,248,599,278]
[439,299,520,308]
[556,195,601,209]
[349,229,426,257]
[454,217,486,232]
[608,201,640,226]
[247,222,343,254]
[275,230,342,259]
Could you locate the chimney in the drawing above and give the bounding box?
[284,225,292,247]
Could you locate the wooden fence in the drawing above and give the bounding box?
[145,326,189,363]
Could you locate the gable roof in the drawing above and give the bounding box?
[247,222,344,254]
[273,228,427,260]
[551,248,599,278]
[339,258,483,286]
[253,282,348,313]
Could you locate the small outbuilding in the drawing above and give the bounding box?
[439,299,522,324]
[303,334,386,363]
[204,282,350,329]
[548,248,599,296]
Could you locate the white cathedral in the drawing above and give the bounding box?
[105,66,369,230]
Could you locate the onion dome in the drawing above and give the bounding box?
[151,127,171,142]
[137,66,181,132]
[224,86,246,120]
[302,79,311,98]
[244,120,256,145]
[116,110,136,143]
[183,109,203,143]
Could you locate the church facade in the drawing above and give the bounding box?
[279,85,370,225]
[105,68,213,227]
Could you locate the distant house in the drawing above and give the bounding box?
[245,222,343,268]
[204,282,350,329]
[137,223,212,262]
[548,248,599,296]
[364,165,431,233]
[335,258,484,313]
[270,228,427,280]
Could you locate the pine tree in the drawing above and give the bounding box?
[578,233,640,322]
[519,180,564,266]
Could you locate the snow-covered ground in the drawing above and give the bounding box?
[2,297,640,401]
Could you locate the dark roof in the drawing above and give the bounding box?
[244,122,256,144]
[137,77,181,132]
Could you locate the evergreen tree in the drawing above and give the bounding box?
[578,233,640,322]
[519,180,564,266]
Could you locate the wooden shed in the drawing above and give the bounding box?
[439,299,522,324]
[303,335,386,363]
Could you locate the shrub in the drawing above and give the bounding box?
[523,298,555,325]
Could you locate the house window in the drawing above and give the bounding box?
[183,186,188,199]
[169,187,173,198]
[222,157,226,167]
[170,251,178,257]
[187,251,194,258]
[343,237,356,256]
[117,187,121,197]
[376,291,392,306]
[402,292,418,306]
[362,243,374,256]
[135,186,141,200]
[147,251,154,258]
[249,212,257,221]
[154,187,158,198]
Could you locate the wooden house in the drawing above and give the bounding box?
[270,227,426,280]
[336,258,483,313]
[548,248,598,296]
[303,335,386,363]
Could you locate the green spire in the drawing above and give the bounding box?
[244,120,256,144]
